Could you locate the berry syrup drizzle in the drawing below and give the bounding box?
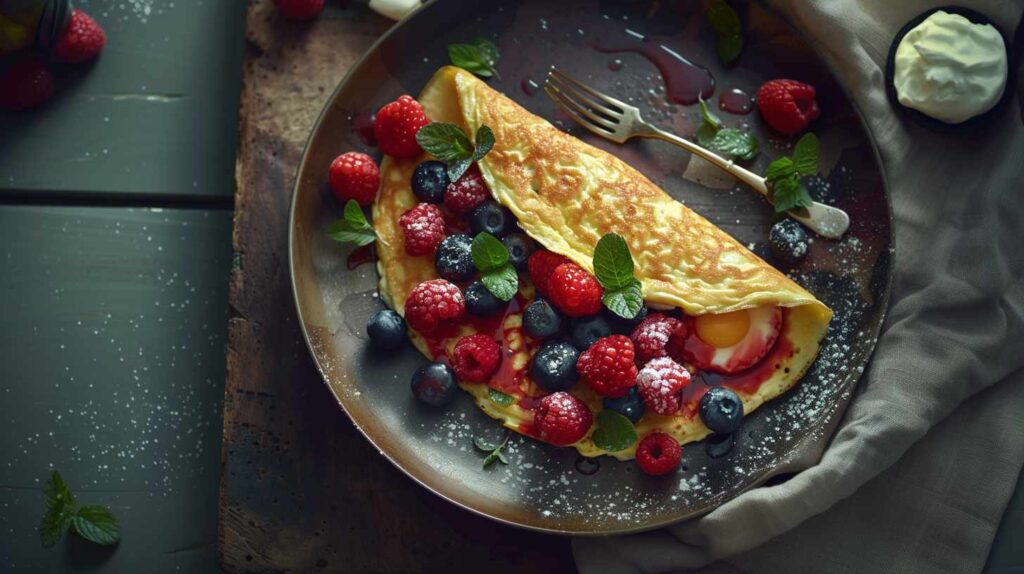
[593,28,715,105]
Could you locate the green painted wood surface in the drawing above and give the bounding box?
[0,205,231,572]
[0,0,245,200]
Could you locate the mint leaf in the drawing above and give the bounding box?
[592,410,638,452]
[473,430,511,469]
[326,200,376,246]
[72,506,119,546]
[698,96,722,131]
[447,158,474,183]
[473,436,499,452]
[705,0,743,65]
[41,471,76,548]
[473,125,495,161]
[448,39,501,79]
[765,156,796,181]
[771,175,812,213]
[416,123,473,163]
[471,232,509,272]
[792,132,820,175]
[593,233,635,290]
[706,128,759,161]
[696,124,717,147]
[602,279,643,320]
[488,387,515,407]
[481,264,518,301]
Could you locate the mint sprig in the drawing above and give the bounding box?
[448,38,501,79]
[591,410,638,452]
[40,471,120,548]
[765,133,819,214]
[593,233,643,319]
[488,387,515,407]
[473,431,511,468]
[471,232,519,301]
[696,96,758,161]
[704,0,743,65]
[326,200,376,247]
[416,122,495,182]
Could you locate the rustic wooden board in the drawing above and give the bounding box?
[218,2,574,571]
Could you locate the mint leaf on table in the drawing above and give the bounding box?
[488,388,515,407]
[415,122,496,181]
[326,200,376,247]
[448,38,501,79]
[591,410,638,452]
[40,471,119,548]
[705,0,743,65]
[765,133,819,214]
[592,233,644,319]
[696,96,759,161]
[473,430,511,468]
[472,232,518,301]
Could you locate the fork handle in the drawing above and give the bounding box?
[643,126,850,239]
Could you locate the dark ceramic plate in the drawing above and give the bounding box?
[290,0,892,534]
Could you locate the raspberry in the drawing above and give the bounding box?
[398,203,446,256]
[329,152,380,206]
[273,0,324,21]
[404,279,465,333]
[756,79,820,135]
[374,95,429,159]
[0,57,55,111]
[450,334,502,383]
[631,313,683,364]
[636,357,691,415]
[533,392,593,446]
[547,263,603,318]
[527,250,570,297]
[635,432,681,476]
[443,165,490,215]
[54,9,105,64]
[576,335,637,398]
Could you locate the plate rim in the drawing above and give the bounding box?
[287,0,896,536]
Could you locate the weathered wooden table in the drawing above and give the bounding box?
[0,1,1020,572]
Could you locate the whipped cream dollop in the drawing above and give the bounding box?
[893,10,1007,124]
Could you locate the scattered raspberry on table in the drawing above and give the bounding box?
[54,9,106,64]
[756,79,820,135]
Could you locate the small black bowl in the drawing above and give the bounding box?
[885,5,1015,131]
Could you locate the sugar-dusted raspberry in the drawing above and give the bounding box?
[635,432,681,476]
[756,79,820,135]
[635,357,691,415]
[443,165,490,215]
[404,279,464,333]
[527,250,570,297]
[374,95,429,158]
[450,334,502,383]
[533,392,593,446]
[576,335,637,398]
[630,313,683,364]
[547,262,603,318]
[398,203,446,256]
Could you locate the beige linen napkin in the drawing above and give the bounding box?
[574,1,1024,572]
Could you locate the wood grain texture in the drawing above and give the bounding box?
[219,2,574,571]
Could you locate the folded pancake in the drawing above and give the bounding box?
[374,66,832,460]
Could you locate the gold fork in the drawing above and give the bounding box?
[544,67,850,239]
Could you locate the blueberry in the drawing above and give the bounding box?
[530,341,579,392]
[502,233,535,272]
[366,309,405,350]
[411,160,449,203]
[464,280,505,317]
[570,315,611,350]
[410,362,456,406]
[768,219,809,265]
[434,234,475,282]
[469,200,515,237]
[705,433,736,458]
[605,306,649,334]
[699,386,744,434]
[523,299,564,340]
[602,387,645,423]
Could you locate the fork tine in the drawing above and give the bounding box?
[544,85,617,138]
[549,68,630,112]
[546,73,622,121]
[545,83,619,131]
